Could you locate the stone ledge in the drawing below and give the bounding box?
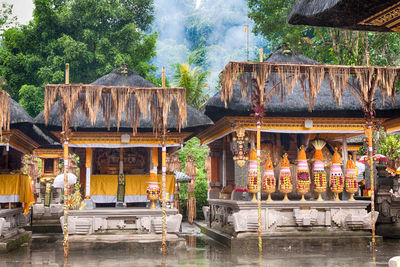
[62,233,186,251]
[0,230,31,253]
[68,208,179,217]
[208,199,371,210]
[196,221,382,250]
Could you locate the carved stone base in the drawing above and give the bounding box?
[32,204,63,219]
[0,208,30,252]
[61,208,182,235]
[208,199,376,235]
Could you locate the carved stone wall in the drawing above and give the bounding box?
[0,208,28,239]
[375,164,400,237]
[62,209,182,235]
[208,199,376,236]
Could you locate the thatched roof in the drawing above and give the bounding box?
[9,98,33,124]
[6,98,57,146]
[288,0,400,32]
[91,68,155,87]
[35,104,212,132]
[205,49,400,122]
[36,67,213,132]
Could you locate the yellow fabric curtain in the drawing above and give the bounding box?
[125,174,175,195]
[0,174,19,195]
[0,174,35,214]
[91,174,175,196]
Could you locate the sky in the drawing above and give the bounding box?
[1,0,34,25]
[1,0,265,89]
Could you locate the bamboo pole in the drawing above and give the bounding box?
[367,124,376,248]
[246,3,249,62]
[63,63,69,258]
[366,52,376,249]
[85,148,92,199]
[161,67,167,254]
[63,137,69,258]
[257,48,263,254]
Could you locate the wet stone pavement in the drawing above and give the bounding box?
[1,223,400,267]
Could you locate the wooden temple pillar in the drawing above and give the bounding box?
[84,147,94,209]
[116,147,126,207]
[222,137,227,187]
[152,147,158,172]
[208,140,221,199]
[342,135,348,170]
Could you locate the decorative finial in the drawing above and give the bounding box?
[119,64,128,76]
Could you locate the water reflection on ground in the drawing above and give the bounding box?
[1,224,400,267]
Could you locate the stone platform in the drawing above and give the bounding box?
[0,208,31,252]
[196,220,381,251]
[206,199,377,237]
[64,233,186,251]
[63,208,182,235]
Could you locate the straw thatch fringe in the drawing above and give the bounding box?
[376,67,398,105]
[45,85,187,134]
[220,62,400,113]
[327,67,350,105]
[0,89,10,137]
[253,64,271,105]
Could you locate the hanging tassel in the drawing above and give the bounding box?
[185,154,197,180]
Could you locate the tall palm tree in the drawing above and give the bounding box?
[171,55,209,110]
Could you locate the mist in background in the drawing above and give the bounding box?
[152,0,268,91]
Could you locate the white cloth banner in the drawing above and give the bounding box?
[91,194,174,203]
[0,195,19,203]
[69,143,181,148]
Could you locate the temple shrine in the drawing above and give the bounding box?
[34,66,213,237]
[0,89,55,251]
[197,49,400,246]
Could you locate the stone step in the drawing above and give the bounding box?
[24,224,62,234]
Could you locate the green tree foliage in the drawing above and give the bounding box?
[378,132,400,160]
[0,0,157,116]
[0,3,16,33]
[172,55,210,110]
[248,0,400,66]
[18,85,44,117]
[178,137,209,219]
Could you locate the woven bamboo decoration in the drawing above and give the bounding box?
[312,139,327,201]
[262,154,275,202]
[0,89,10,137]
[185,154,197,224]
[247,149,258,202]
[187,181,196,224]
[296,146,310,201]
[279,153,292,201]
[166,153,181,173]
[330,148,344,201]
[185,154,197,180]
[345,155,358,201]
[146,169,160,209]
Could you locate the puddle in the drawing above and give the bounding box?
[1,223,400,266]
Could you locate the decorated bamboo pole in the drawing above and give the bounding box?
[63,63,69,258]
[161,66,167,255]
[367,124,376,248]
[257,48,263,254]
[365,53,375,248]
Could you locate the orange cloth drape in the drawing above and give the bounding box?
[0,174,35,214]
